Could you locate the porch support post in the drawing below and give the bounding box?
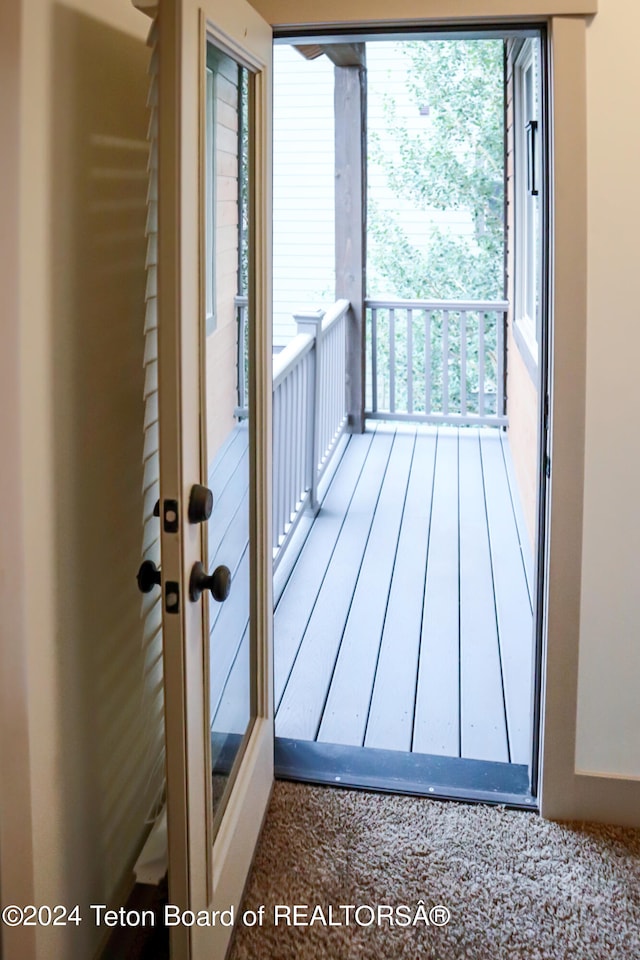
[334,52,366,434]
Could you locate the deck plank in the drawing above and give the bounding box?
[480,429,534,765]
[275,428,395,740]
[273,430,375,708]
[317,428,417,746]
[364,426,438,752]
[411,428,461,757]
[458,429,509,763]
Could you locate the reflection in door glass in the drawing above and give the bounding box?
[204,41,253,824]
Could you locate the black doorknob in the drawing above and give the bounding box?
[189,561,231,603]
[137,559,161,593]
[188,484,214,524]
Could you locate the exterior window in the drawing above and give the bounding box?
[514,39,542,366]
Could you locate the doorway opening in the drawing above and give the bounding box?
[265,27,547,807]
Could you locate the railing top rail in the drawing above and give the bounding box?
[272,299,350,391]
[272,332,314,390]
[365,297,509,312]
[322,298,350,334]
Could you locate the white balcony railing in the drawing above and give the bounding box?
[234,294,508,570]
[272,299,349,567]
[366,298,509,427]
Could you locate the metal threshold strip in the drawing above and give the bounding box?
[274,738,536,811]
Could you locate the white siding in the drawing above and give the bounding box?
[273,45,335,346]
[272,41,479,341]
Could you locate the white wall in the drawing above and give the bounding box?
[575,0,640,779]
[1,2,162,958]
[0,2,37,955]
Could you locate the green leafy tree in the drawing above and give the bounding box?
[368,39,505,300]
[367,39,505,414]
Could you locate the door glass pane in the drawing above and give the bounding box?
[203,40,253,825]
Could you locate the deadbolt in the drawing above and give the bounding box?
[189,562,231,603]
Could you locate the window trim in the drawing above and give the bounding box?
[513,36,542,374]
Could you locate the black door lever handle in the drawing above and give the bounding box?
[137,559,161,593]
[189,562,231,603]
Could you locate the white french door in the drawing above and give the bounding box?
[155,0,273,957]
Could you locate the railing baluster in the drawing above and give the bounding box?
[291,373,297,518]
[330,326,335,437]
[343,312,347,421]
[338,326,342,421]
[291,369,298,512]
[478,312,486,418]
[279,382,286,543]
[299,357,306,498]
[289,369,296,513]
[407,308,414,414]
[338,322,343,425]
[442,310,449,415]
[362,297,508,426]
[371,308,378,413]
[389,308,396,413]
[497,309,506,419]
[306,349,315,493]
[425,310,432,414]
[299,361,305,502]
[273,386,281,545]
[460,311,467,415]
[296,357,307,505]
[321,332,328,464]
[282,375,288,535]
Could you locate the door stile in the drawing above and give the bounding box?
[248,63,275,757]
[156,0,274,956]
[157,0,208,954]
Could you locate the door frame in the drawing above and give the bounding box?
[258,0,640,827]
[273,19,548,804]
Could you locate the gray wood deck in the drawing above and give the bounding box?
[208,421,534,766]
[275,423,534,765]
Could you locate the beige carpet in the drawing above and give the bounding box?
[229,781,640,960]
